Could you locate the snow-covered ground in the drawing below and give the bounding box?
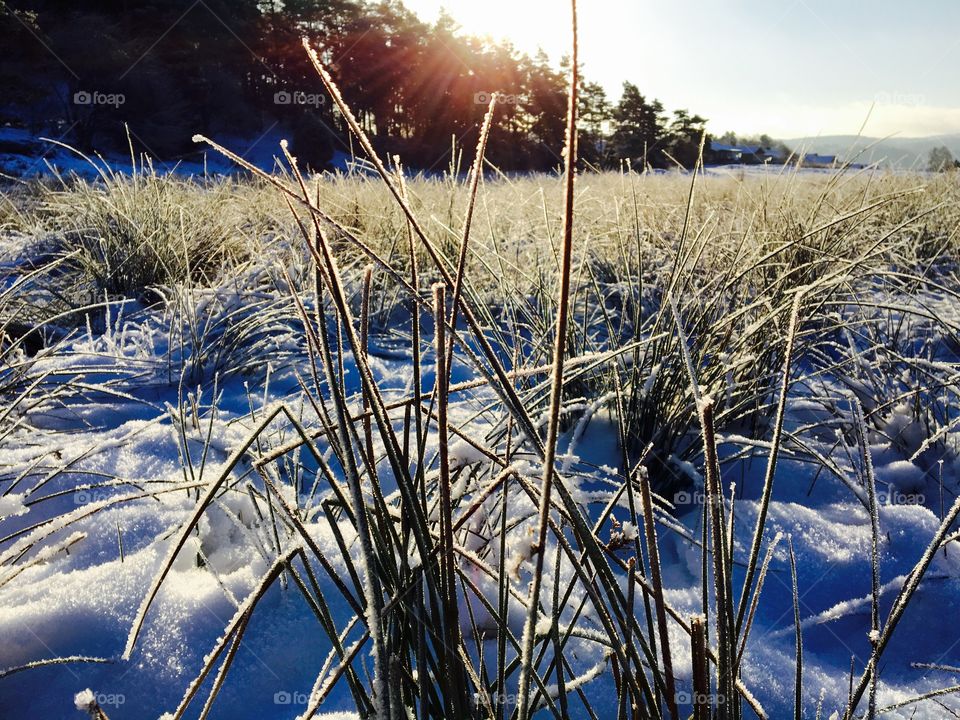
[2,125,878,184]
[2,174,960,719]
[0,126,364,180]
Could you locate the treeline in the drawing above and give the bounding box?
[2,0,714,172]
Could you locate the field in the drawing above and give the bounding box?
[2,146,960,719]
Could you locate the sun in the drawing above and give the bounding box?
[404,0,575,59]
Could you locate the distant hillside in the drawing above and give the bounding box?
[782,134,960,168]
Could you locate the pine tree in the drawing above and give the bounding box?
[610,82,666,169]
[578,79,611,168]
[665,109,708,168]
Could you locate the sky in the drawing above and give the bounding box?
[401,0,960,139]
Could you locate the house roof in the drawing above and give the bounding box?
[711,141,748,153]
[803,153,836,164]
[710,141,771,156]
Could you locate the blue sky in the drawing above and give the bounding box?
[402,0,960,138]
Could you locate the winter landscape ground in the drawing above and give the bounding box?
[3,94,960,720]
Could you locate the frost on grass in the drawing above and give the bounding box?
[73,688,96,710]
[2,168,960,718]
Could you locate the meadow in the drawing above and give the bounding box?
[2,109,960,719]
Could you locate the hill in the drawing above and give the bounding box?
[783,133,960,168]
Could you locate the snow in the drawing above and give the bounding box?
[2,219,960,718]
[0,494,27,519]
[447,439,489,469]
[0,126,287,180]
[73,688,95,710]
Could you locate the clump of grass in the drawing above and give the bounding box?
[0,252,82,439]
[123,22,774,719]
[156,251,314,384]
[40,144,251,297]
